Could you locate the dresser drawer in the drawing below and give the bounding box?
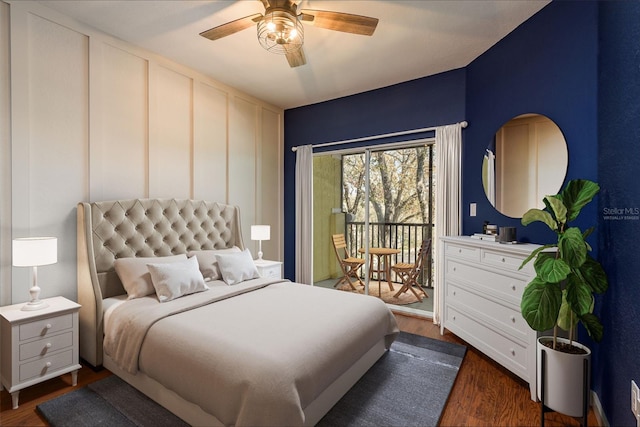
[19,331,73,361]
[19,349,73,382]
[19,314,72,341]
[446,259,528,304]
[481,249,533,273]
[445,305,529,380]
[446,283,529,340]
[444,242,480,262]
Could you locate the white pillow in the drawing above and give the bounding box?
[187,247,241,281]
[215,249,260,286]
[147,256,208,302]
[114,254,187,300]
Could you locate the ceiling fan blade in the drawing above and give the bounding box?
[300,10,378,36]
[286,47,306,68]
[200,13,263,41]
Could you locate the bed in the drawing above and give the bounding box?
[77,198,399,426]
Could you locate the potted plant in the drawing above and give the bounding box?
[519,179,608,418]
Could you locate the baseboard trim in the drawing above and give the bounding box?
[591,390,609,427]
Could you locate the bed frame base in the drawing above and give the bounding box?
[103,338,387,426]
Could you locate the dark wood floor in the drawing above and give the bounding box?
[1,312,599,426]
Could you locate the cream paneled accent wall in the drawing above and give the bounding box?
[229,97,259,250]
[194,82,228,203]
[149,64,193,198]
[259,108,281,262]
[1,1,11,305]
[2,1,283,306]
[89,41,148,201]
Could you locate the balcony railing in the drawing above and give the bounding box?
[345,221,434,288]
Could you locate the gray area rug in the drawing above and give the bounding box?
[37,332,465,427]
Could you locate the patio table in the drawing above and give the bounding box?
[358,247,400,297]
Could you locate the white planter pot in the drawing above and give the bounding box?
[537,336,591,418]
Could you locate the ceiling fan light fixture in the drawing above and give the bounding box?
[257,9,303,54]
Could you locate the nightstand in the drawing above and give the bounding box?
[254,259,283,279]
[0,296,81,409]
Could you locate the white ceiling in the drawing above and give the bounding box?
[39,0,549,110]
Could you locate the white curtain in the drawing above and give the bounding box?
[433,123,463,325]
[295,145,313,284]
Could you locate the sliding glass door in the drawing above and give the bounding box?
[312,142,435,313]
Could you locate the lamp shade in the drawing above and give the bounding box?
[251,225,270,241]
[12,237,58,267]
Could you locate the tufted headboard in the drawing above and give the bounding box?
[77,198,244,366]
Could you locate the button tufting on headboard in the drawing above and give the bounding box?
[80,199,244,300]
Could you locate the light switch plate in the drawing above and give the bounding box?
[470,203,477,217]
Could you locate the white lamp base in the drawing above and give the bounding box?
[21,283,48,311]
[22,299,49,311]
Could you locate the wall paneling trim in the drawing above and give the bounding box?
[3,1,284,303]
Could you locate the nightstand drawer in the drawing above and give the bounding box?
[19,349,73,382]
[19,313,72,341]
[259,264,281,279]
[19,331,73,361]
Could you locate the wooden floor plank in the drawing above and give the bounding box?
[1,312,599,426]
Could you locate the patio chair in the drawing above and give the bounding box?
[391,239,432,301]
[332,233,365,290]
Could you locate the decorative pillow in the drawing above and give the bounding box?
[114,254,187,300]
[187,247,241,281]
[147,256,208,302]
[215,249,260,286]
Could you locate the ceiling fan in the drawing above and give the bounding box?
[199,0,379,68]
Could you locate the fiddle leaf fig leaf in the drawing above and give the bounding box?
[580,255,609,293]
[519,244,556,269]
[534,252,570,283]
[545,195,567,226]
[565,273,594,317]
[522,208,558,231]
[521,278,562,332]
[560,179,600,222]
[558,289,580,331]
[580,312,604,342]
[559,227,587,268]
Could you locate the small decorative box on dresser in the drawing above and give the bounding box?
[254,259,283,280]
[0,296,81,409]
[439,236,542,401]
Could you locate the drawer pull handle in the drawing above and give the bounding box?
[458,249,462,253]
[453,291,456,296]
[45,324,52,329]
[511,285,517,291]
[510,348,515,356]
[510,316,516,323]
[45,362,52,368]
[502,258,506,262]
[45,343,52,349]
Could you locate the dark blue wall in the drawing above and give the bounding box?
[283,1,637,424]
[464,1,598,245]
[284,69,467,280]
[596,2,640,427]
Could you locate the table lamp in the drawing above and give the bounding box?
[12,237,57,311]
[251,225,270,261]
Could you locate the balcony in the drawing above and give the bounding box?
[345,220,433,288]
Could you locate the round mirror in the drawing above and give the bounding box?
[482,114,568,218]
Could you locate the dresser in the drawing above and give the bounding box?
[0,296,81,409]
[439,236,541,400]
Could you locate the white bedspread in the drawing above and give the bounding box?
[104,279,399,426]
